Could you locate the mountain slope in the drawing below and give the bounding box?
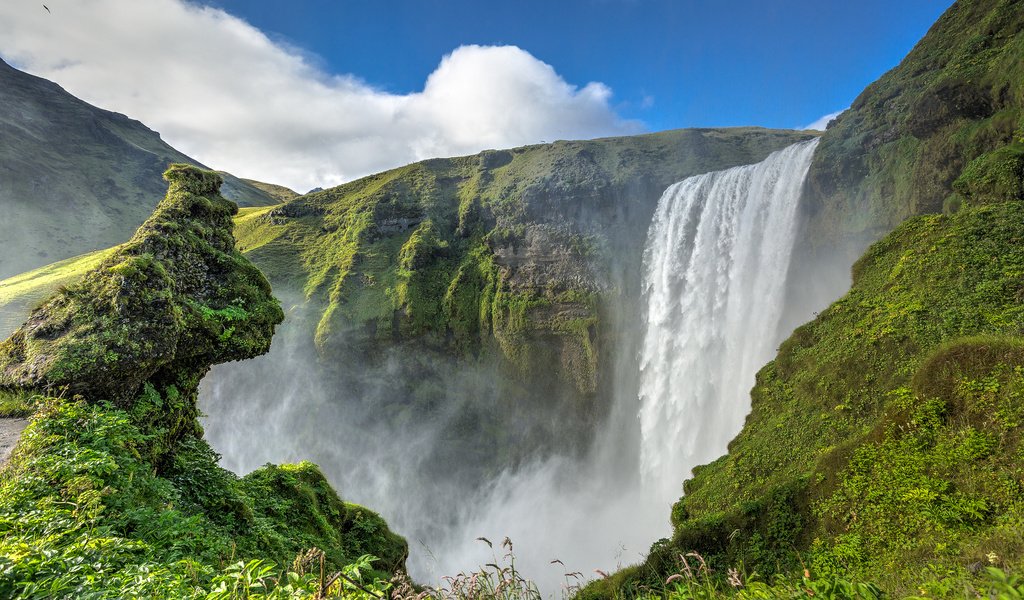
[0,57,283,279]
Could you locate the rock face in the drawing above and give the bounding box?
[0,57,283,279]
[0,165,283,410]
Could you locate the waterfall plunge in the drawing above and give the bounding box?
[638,139,819,501]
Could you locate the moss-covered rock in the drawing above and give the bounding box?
[797,0,1024,272]
[239,462,408,576]
[0,164,283,409]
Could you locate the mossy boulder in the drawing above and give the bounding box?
[0,164,284,407]
[239,462,408,576]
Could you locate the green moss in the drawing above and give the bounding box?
[953,142,1024,205]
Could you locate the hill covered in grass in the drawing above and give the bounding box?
[0,57,288,279]
[792,0,1024,304]
[0,166,405,598]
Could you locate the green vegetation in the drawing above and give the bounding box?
[238,177,300,203]
[0,166,406,598]
[0,398,402,598]
[0,248,117,337]
[0,389,38,418]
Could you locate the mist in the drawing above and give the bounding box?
[199,285,671,592]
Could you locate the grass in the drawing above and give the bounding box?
[0,248,117,336]
[0,389,37,418]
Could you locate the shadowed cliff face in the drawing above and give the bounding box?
[0,164,284,409]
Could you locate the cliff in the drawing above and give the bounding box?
[231,127,815,472]
[789,0,1024,309]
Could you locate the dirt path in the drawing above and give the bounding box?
[0,418,29,465]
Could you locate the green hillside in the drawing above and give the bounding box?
[793,0,1024,297]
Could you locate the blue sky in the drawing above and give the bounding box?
[210,0,952,131]
[0,0,954,189]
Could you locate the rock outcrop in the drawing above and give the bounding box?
[0,165,283,410]
[0,166,406,596]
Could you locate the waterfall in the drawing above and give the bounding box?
[637,139,819,500]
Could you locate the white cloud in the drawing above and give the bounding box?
[0,0,641,191]
[803,109,846,131]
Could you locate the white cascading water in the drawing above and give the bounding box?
[638,139,819,502]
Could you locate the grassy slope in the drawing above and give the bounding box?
[0,166,405,598]
[0,248,116,337]
[0,57,280,280]
[240,177,300,203]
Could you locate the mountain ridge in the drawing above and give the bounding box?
[0,56,286,278]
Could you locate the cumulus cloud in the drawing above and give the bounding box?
[803,109,846,131]
[0,0,641,191]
